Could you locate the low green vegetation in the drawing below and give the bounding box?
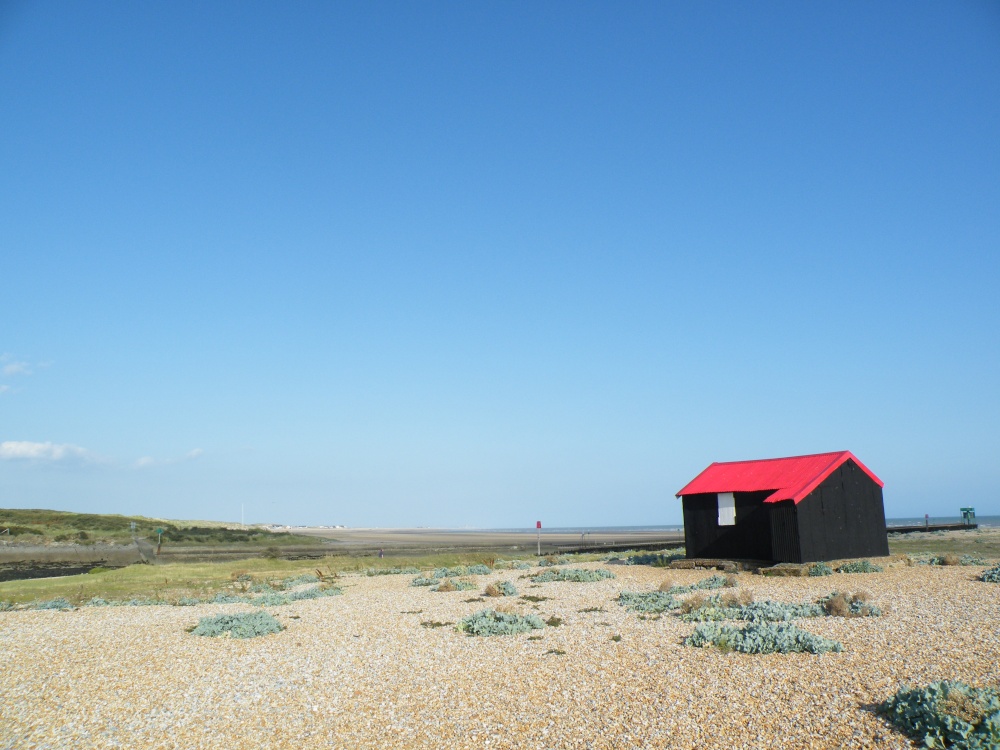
[617,590,680,613]
[531,568,616,583]
[980,564,1000,583]
[836,560,883,574]
[456,609,546,636]
[0,507,320,546]
[432,579,476,592]
[808,562,833,576]
[679,591,880,622]
[484,581,518,597]
[0,558,352,608]
[888,529,1000,560]
[684,621,842,654]
[880,681,1000,749]
[189,611,284,639]
[364,566,421,576]
[605,548,686,567]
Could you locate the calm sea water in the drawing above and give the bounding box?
[487,516,999,533]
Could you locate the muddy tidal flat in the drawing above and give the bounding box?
[2,564,998,749]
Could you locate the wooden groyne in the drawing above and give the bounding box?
[887,523,978,534]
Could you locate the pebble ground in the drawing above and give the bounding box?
[2,563,998,749]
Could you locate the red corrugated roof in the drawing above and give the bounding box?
[675,451,883,505]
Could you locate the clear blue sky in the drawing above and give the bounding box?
[2,1,998,527]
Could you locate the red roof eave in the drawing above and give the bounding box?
[675,450,883,505]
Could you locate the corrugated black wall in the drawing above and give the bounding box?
[794,459,889,562]
[682,490,773,559]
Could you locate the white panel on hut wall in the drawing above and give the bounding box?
[718,492,736,526]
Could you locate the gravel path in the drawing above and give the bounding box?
[2,564,998,749]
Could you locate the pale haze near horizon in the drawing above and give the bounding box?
[1,2,998,528]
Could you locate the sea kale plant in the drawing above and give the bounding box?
[680,591,880,622]
[881,681,1000,749]
[431,565,474,578]
[432,579,476,592]
[980,564,1000,584]
[484,580,518,597]
[623,548,686,567]
[190,611,284,639]
[808,562,833,576]
[684,621,842,654]
[836,560,883,574]
[532,568,616,583]
[617,591,680,613]
[456,608,546,636]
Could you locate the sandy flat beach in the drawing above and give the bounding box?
[2,562,999,749]
[293,526,685,553]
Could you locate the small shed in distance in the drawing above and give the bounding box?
[675,451,889,564]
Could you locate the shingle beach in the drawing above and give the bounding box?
[2,563,998,749]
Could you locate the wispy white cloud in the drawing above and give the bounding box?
[0,440,92,462]
[2,360,31,376]
[133,448,204,469]
[0,353,36,377]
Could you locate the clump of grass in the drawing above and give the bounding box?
[456,609,545,636]
[433,579,476,592]
[836,560,883,574]
[808,562,833,576]
[880,681,1000,749]
[189,611,284,639]
[532,568,616,583]
[579,607,605,613]
[544,649,566,655]
[819,591,882,618]
[420,620,453,629]
[678,589,754,618]
[684,621,842,654]
[610,634,622,642]
[519,594,549,603]
[484,581,518,597]
[545,616,563,627]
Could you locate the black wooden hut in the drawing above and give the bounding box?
[675,451,889,564]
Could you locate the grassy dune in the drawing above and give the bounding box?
[0,507,321,547]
